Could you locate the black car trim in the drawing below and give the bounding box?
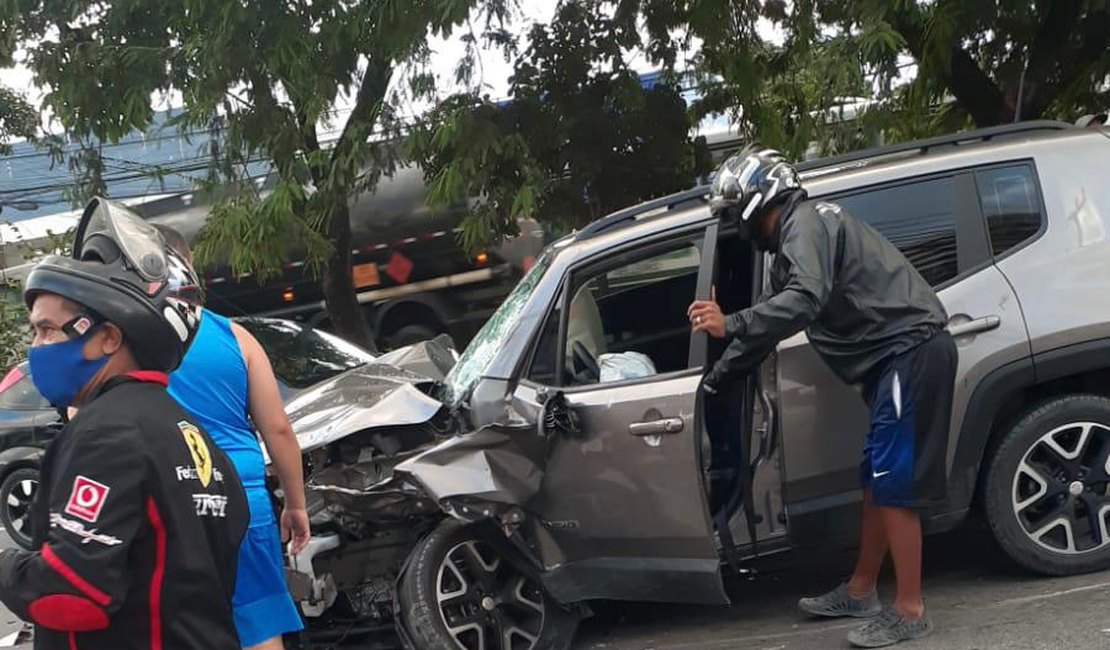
[947,356,1036,511]
[541,557,729,605]
[947,339,1110,515]
[1031,337,1110,385]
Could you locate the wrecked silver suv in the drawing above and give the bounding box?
[278,121,1110,650]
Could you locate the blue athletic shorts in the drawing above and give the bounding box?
[859,331,957,510]
[233,521,305,646]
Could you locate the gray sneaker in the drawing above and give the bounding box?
[847,609,933,647]
[798,583,881,618]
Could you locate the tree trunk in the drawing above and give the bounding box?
[321,199,378,353]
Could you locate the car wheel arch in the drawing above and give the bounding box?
[953,340,1110,515]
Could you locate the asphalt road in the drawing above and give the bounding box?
[575,523,1110,650]
[1,524,1108,649]
[0,532,31,648]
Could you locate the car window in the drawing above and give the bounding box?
[975,165,1043,257]
[0,367,49,410]
[529,243,701,387]
[835,176,958,287]
[238,320,375,390]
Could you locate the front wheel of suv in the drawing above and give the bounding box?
[398,519,578,650]
[984,395,1110,575]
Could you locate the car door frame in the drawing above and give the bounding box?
[513,221,730,605]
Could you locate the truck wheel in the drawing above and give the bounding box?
[0,468,39,551]
[384,324,440,351]
[398,519,578,650]
[984,395,1110,575]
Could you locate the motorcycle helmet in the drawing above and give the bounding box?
[23,197,203,372]
[709,145,802,241]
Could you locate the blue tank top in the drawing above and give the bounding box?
[168,309,272,527]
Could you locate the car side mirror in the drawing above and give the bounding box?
[537,391,582,438]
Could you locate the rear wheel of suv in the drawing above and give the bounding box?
[984,395,1110,575]
[398,519,578,650]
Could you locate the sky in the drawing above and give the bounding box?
[0,0,566,136]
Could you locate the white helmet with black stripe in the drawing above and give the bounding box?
[709,145,802,241]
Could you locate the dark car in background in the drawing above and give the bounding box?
[0,362,57,547]
[0,316,375,550]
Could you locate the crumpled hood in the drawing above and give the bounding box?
[285,362,444,453]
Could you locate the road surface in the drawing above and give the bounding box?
[1,524,1108,649]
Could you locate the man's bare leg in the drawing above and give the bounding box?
[245,637,284,650]
[878,506,924,619]
[846,489,888,599]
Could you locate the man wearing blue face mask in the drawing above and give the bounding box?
[0,198,249,650]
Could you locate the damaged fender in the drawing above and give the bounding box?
[393,422,548,523]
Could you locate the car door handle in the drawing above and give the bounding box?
[628,417,685,436]
[948,315,1000,338]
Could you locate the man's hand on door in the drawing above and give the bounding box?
[688,286,726,339]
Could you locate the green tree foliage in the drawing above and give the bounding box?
[412,1,713,253]
[1,0,511,350]
[0,86,38,155]
[621,0,1110,158]
[0,229,73,372]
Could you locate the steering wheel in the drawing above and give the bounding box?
[570,340,600,383]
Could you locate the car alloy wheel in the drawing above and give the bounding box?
[1,469,38,550]
[435,540,546,650]
[1012,421,1110,554]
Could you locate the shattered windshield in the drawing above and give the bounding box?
[441,252,553,408]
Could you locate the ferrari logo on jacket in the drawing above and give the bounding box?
[178,421,212,488]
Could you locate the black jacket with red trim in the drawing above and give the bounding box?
[0,373,248,650]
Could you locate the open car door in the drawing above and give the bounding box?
[514,223,728,605]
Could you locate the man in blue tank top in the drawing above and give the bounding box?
[157,226,308,650]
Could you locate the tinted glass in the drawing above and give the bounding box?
[976,165,1042,256]
[237,320,375,389]
[836,176,958,287]
[0,367,49,410]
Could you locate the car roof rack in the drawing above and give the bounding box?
[574,120,1075,242]
[575,185,709,241]
[795,120,1076,174]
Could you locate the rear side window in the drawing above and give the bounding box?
[975,165,1043,257]
[835,176,959,287]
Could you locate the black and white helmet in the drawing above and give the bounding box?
[23,197,203,373]
[709,146,802,240]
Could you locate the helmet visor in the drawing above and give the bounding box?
[75,198,168,282]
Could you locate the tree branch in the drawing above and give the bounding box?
[886,5,1007,125]
[328,53,393,194]
[1018,0,1109,119]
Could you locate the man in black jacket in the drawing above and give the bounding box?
[688,148,957,648]
[0,198,248,650]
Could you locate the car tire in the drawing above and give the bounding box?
[385,324,440,351]
[984,394,1110,576]
[398,519,578,650]
[0,467,39,551]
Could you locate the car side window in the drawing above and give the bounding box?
[528,243,702,387]
[834,176,959,287]
[974,165,1043,257]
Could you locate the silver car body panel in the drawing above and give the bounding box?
[285,363,442,453]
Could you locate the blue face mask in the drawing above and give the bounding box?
[28,334,108,408]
